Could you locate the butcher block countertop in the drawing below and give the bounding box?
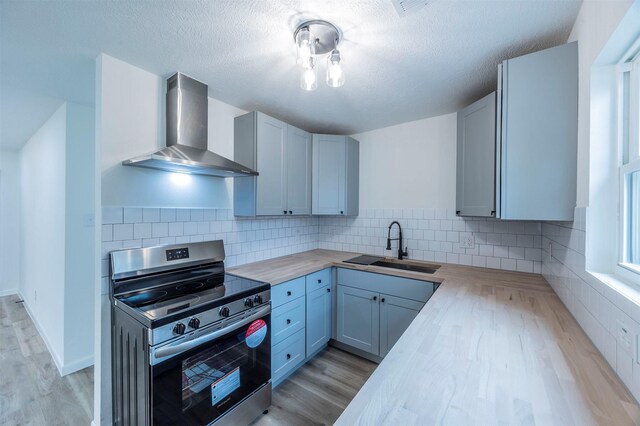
[230,249,640,425]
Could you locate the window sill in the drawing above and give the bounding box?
[589,270,640,309]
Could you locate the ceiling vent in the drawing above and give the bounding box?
[391,0,431,17]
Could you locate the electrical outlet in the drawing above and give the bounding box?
[459,233,474,249]
[83,213,95,228]
[617,320,633,354]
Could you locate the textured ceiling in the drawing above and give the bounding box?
[0,0,582,149]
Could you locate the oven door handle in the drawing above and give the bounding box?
[153,306,271,362]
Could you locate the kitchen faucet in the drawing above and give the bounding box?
[386,221,408,260]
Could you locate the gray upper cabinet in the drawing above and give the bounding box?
[456,42,578,221]
[312,135,359,216]
[456,92,496,217]
[287,125,312,215]
[497,42,578,221]
[234,112,312,216]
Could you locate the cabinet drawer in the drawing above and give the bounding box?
[272,277,305,308]
[305,268,331,292]
[272,329,305,383]
[272,296,305,346]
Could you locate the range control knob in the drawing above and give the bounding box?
[253,295,263,305]
[219,307,230,318]
[173,322,186,335]
[188,317,200,330]
[244,298,254,308]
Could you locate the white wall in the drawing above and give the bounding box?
[353,113,457,209]
[569,0,633,207]
[20,104,67,366]
[543,0,640,404]
[0,148,20,296]
[64,102,96,370]
[18,101,96,375]
[99,54,246,208]
[95,54,263,425]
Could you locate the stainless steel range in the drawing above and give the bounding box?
[110,240,271,426]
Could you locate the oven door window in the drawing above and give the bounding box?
[151,314,271,425]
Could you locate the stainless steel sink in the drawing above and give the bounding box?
[370,260,440,274]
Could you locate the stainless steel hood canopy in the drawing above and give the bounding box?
[123,73,258,177]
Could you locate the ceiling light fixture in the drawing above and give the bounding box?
[293,20,343,91]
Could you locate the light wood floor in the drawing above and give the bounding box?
[0,294,93,425]
[253,346,377,426]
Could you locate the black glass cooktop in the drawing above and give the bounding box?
[116,273,267,320]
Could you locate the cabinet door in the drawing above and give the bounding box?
[456,92,496,217]
[336,285,379,356]
[312,135,346,215]
[379,295,424,358]
[306,286,332,355]
[256,114,287,216]
[499,42,577,220]
[286,125,312,215]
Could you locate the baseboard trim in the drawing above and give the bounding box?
[17,290,66,375]
[60,354,94,376]
[16,290,94,377]
[0,289,18,297]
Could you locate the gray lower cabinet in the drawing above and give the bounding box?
[234,111,311,216]
[379,295,423,357]
[305,283,332,356]
[271,269,333,387]
[271,277,306,386]
[336,285,380,355]
[312,134,359,216]
[336,268,434,358]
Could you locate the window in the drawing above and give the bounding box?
[619,41,640,274]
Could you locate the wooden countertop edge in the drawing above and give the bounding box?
[227,250,447,285]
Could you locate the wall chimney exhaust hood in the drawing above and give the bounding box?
[122,73,258,177]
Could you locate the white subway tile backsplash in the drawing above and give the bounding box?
[152,222,169,238]
[133,223,152,239]
[542,206,640,401]
[176,209,191,222]
[501,258,517,271]
[168,222,184,237]
[143,208,160,223]
[102,207,123,224]
[123,208,142,223]
[501,234,517,247]
[102,225,113,242]
[113,224,133,241]
[160,208,176,223]
[486,257,501,269]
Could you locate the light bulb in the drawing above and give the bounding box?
[326,49,344,88]
[296,27,315,68]
[301,58,317,91]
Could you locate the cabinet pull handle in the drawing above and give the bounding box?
[340,211,344,215]
[286,353,291,360]
[283,210,287,214]
[289,210,293,214]
[287,291,292,296]
[381,298,385,303]
[317,279,322,283]
[373,296,377,301]
[286,319,291,324]
[327,288,330,293]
